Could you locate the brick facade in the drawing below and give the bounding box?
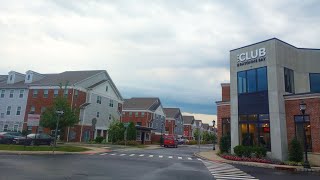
[165,119,175,135]
[183,124,193,140]
[285,97,320,153]
[121,112,153,126]
[221,84,230,102]
[217,104,230,142]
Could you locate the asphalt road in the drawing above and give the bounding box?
[0,145,319,180]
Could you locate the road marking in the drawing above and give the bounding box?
[159,155,163,158]
[168,156,173,159]
[100,153,108,156]
[120,154,126,156]
[197,158,201,161]
[178,157,182,159]
[129,154,135,156]
[149,155,154,157]
[188,157,192,160]
[110,153,116,156]
[139,154,145,157]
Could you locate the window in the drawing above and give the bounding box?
[41,107,46,113]
[64,89,68,97]
[16,106,21,115]
[284,67,294,93]
[135,112,139,117]
[0,113,4,118]
[74,90,79,98]
[97,96,102,104]
[137,122,142,126]
[27,74,31,80]
[129,112,132,117]
[0,90,5,98]
[43,89,48,98]
[54,89,59,97]
[136,131,141,141]
[141,112,145,117]
[9,90,14,98]
[310,73,320,93]
[237,67,268,94]
[30,106,35,113]
[238,114,271,150]
[109,114,112,120]
[122,112,126,116]
[109,100,114,107]
[10,75,13,81]
[294,115,312,151]
[106,86,108,92]
[33,90,38,98]
[3,124,8,131]
[13,124,19,132]
[6,106,11,115]
[97,112,100,118]
[257,67,267,91]
[145,133,150,141]
[19,90,24,98]
[247,69,257,93]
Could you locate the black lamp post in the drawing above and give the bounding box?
[212,120,216,150]
[299,101,310,169]
[160,121,164,146]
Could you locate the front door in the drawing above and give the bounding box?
[141,132,145,144]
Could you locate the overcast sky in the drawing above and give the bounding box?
[1,0,319,124]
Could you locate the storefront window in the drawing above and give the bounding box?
[237,67,268,94]
[294,115,312,151]
[239,114,271,150]
[237,71,247,94]
[247,69,257,93]
[257,67,268,91]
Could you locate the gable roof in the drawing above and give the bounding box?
[202,123,209,130]
[163,108,181,119]
[0,75,28,89]
[183,116,194,124]
[123,98,161,111]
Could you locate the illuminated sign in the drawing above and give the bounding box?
[237,48,266,67]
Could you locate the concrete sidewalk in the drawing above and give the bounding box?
[0,146,111,155]
[195,150,320,173]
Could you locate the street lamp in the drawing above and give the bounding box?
[212,120,216,150]
[53,110,64,154]
[299,101,310,169]
[160,120,164,146]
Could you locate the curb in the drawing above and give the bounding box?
[194,152,320,173]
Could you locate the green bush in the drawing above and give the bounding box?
[288,138,303,162]
[243,146,253,158]
[253,146,267,158]
[187,140,198,145]
[95,136,104,144]
[219,135,231,153]
[234,145,245,157]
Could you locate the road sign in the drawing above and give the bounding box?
[27,114,40,126]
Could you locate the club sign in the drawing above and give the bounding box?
[237,48,266,67]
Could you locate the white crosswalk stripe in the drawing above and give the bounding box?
[100,153,108,156]
[120,154,126,156]
[159,155,163,158]
[178,157,182,160]
[188,158,192,160]
[110,153,116,156]
[202,160,258,180]
[168,156,173,159]
[139,154,144,157]
[129,154,135,156]
[149,155,154,157]
[95,153,196,162]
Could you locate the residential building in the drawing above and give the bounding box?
[163,108,184,137]
[183,115,195,140]
[22,70,123,142]
[0,71,29,132]
[122,97,166,144]
[202,123,209,132]
[216,38,320,161]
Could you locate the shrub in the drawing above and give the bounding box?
[288,138,303,162]
[95,136,104,144]
[253,146,267,158]
[219,135,231,154]
[234,145,245,157]
[187,140,198,145]
[243,146,253,158]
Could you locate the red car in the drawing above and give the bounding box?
[164,135,178,148]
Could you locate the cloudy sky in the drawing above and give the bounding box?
[0,0,319,124]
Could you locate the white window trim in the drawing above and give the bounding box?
[6,106,11,115]
[9,90,14,98]
[16,106,21,116]
[3,124,8,131]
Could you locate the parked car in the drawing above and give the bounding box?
[0,132,23,144]
[164,135,178,148]
[177,137,189,145]
[13,133,54,146]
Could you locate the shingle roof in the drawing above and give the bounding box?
[123,98,161,111]
[183,116,194,124]
[30,70,105,86]
[202,123,209,130]
[163,108,180,118]
[0,75,28,89]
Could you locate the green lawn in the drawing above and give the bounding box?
[0,144,90,152]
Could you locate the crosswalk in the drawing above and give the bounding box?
[202,160,258,180]
[90,152,200,161]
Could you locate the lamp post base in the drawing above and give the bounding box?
[303,161,311,169]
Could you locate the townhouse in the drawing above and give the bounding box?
[163,108,184,137]
[1,70,123,143]
[182,115,195,140]
[122,97,166,144]
[216,38,320,161]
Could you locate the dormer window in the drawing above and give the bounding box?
[10,75,13,81]
[27,74,31,80]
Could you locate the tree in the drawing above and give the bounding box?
[40,96,79,136]
[108,120,125,143]
[193,128,201,140]
[219,134,231,154]
[126,122,136,141]
[289,138,303,162]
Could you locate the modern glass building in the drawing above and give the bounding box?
[217,38,320,161]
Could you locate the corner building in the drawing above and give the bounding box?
[219,38,320,161]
